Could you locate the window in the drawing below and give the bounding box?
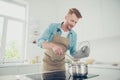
[0,17,4,47]
[0,0,26,20]
[5,20,24,59]
[0,0,28,62]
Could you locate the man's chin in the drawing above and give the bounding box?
[67,27,71,31]
[67,28,71,31]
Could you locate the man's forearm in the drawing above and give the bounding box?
[42,41,64,55]
[42,42,53,49]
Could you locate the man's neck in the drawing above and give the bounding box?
[61,23,69,32]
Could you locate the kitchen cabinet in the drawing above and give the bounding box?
[18,65,40,75]
[0,63,41,75]
[0,66,18,75]
[87,67,120,80]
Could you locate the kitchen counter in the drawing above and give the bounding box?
[88,63,120,69]
[0,63,41,75]
[88,67,120,80]
[0,66,120,80]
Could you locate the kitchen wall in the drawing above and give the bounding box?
[25,0,120,63]
[88,36,120,63]
[55,0,120,41]
[25,0,57,62]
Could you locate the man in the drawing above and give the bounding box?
[38,8,82,72]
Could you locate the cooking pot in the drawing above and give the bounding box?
[66,54,88,77]
[65,40,90,77]
[68,62,88,77]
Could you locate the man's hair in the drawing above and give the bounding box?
[68,8,82,18]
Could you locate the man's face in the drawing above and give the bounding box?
[65,13,79,30]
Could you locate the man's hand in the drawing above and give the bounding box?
[42,42,64,55]
[51,43,64,55]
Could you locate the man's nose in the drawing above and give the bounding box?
[72,23,76,27]
[73,22,77,26]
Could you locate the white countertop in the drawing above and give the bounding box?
[88,63,120,70]
[0,66,120,80]
[0,63,41,68]
[88,67,120,80]
[0,63,120,80]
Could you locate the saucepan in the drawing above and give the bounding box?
[66,41,90,77]
[68,62,88,77]
[66,54,88,77]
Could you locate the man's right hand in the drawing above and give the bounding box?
[51,43,64,55]
[42,42,64,55]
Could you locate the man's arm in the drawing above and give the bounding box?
[42,42,64,55]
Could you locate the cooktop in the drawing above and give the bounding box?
[25,70,99,80]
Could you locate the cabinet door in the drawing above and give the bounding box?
[0,67,18,75]
[18,65,40,74]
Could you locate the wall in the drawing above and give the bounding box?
[25,0,57,62]
[55,0,120,63]
[55,0,120,41]
[26,0,120,63]
[88,36,120,63]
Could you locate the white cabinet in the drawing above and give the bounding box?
[0,66,18,75]
[18,65,40,74]
[88,67,120,80]
[0,64,41,75]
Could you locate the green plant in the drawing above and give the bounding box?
[5,41,20,59]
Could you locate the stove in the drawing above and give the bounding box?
[25,70,99,80]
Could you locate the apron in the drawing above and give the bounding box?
[42,32,69,72]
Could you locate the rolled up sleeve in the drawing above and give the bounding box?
[37,23,56,48]
[69,31,77,56]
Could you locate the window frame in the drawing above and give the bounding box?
[0,0,29,63]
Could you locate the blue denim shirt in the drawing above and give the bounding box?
[37,23,77,56]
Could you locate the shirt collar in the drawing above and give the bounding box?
[58,22,73,34]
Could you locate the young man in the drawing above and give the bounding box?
[38,8,82,72]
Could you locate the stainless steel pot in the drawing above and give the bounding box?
[68,62,88,77]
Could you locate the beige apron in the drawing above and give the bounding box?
[42,32,69,72]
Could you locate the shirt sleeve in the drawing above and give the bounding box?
[37,24,54,48]
[69,32,77,56]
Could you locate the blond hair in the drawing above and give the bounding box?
[68,8,82,18]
